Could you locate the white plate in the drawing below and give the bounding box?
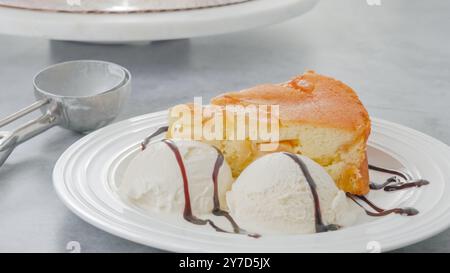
[0,0,318,43]
[53,111,450,252]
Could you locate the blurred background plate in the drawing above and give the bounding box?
[0,0,319,43]
[0,0,250,13]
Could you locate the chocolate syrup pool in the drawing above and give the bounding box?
[139,127,430,236]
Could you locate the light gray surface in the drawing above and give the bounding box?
[0,0,449,253]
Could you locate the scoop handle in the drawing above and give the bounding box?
[0,99,58,167]
[0,99,49,128]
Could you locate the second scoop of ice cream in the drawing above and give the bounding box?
[226,153,360,234]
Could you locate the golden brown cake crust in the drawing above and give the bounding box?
[211,71,371,195]
[212,70,370,136]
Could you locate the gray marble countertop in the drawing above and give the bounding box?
[0,0,449,252]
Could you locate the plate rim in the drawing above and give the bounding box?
[53,111,450,252]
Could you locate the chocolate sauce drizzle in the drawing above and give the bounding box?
[162,139,226,232]
[141,128,259,237]
[368,165,430,192]
[283,153,340,233]
[162,139,259,238]
[345,164,430,217]
[139,127,430,236]
[211,147,261,238]
[141,126,168,150]
[346,193,418,217]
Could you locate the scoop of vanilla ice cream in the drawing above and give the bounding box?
[226,153,360,234]
[119,140,233,215]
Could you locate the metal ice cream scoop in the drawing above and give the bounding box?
[0,60,131,167]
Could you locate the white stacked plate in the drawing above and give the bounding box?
[53,111,450,252]
[0,0,319,42]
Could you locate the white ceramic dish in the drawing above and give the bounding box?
[0,0,319,43]
[53,111,450,252]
